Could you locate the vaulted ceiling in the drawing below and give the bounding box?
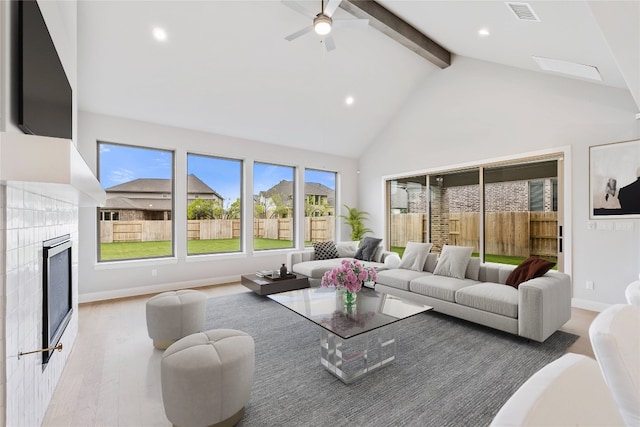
[77,1,639,158]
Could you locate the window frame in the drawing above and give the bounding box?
[97,141,176,263]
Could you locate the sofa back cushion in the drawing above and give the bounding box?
[465,257,481,280]
[335,241,359,258]
[424,253,439,272]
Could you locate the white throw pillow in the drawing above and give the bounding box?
[383,253,401,269]
[335,241,359,258]
[398,242,432,271]
[433,245,474,279]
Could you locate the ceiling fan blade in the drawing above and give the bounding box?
[282,0,312,18]
[323,0,342,17]
[324,34,336,52]
[285,25,313,41]
[333,19,369,29]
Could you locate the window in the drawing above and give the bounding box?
[304,169,336,244]
[253,162,295,250]
[186,154,242,255]
[529,180,544,211]
[100,211,119,221]
[98,142,174,261]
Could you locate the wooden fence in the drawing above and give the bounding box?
[100,216,335,243]
[390,211,557,257]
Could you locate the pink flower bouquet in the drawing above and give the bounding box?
[321,259,377,293]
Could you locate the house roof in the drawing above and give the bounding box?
[260,180,335,198]
[105,174,223,200]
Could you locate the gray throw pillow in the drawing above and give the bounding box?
[354,237,382,262]
[313,241,339,260]
[433,245,474,279]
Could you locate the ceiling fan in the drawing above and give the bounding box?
[282,0,369,51]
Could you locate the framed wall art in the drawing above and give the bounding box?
[590,139,640,218]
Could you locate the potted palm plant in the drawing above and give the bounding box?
[339,205,373,240]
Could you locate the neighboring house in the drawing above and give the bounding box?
[101,174,222,221]
[256,180,335,218]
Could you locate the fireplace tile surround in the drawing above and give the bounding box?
[0,184,80,426]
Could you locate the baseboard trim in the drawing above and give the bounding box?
[78,274,241,303]
[571,298,610,312]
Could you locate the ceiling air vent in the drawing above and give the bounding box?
[505,2,540,22]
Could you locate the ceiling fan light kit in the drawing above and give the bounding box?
[283,0,368,51]
[314,14,332,35]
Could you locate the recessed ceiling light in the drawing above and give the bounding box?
[152,27,167,42]
[478,28,490,37]
[532,56,602,81]
[345,96,355,105]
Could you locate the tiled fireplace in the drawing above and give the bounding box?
[0,184,79,426]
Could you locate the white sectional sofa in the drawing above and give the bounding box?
[375,249,571,342]
[288,242,571,342]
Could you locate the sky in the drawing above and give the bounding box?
[99,143,335,204]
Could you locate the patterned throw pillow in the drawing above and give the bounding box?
[313,241,339,260]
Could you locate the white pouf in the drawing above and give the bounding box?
[146,289,207,349]
[161,329,255,427]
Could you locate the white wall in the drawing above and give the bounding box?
[359,56,640,310]
[76,111,359,301]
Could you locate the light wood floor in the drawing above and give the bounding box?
[42,283,598,426]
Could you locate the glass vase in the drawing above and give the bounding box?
[343,290,357,306]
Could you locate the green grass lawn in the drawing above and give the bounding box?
[100,238,296,260]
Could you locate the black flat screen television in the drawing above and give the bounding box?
[18,0,72,140]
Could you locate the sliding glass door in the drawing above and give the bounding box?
[386,155,564,270]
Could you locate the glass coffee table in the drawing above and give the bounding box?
[268,287,432,383]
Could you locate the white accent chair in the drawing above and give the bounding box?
[490,353,624,426]
[589,304,640,427]
[146,289,207,349]
[625,280,640,310]
[161,329,255,427]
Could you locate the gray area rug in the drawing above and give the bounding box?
[205,292,578,427]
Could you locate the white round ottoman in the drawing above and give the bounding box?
[161,329,255,427]
[146,289,207,349]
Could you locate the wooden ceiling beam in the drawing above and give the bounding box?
[339,0,451,69]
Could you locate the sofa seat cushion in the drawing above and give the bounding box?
[292,258,385,279]
[376,269,433,291]
[455,283,519,318]
[409,275,480,302]
[292,258,346,278]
